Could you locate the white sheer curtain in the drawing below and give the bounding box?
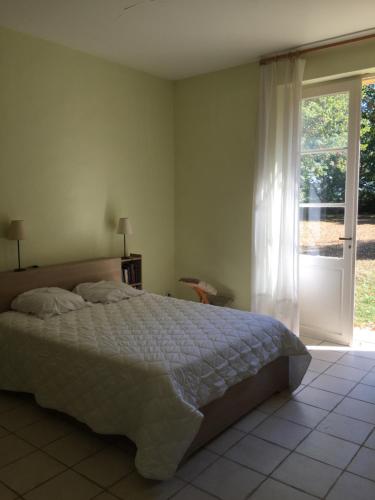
[251,58,305,333]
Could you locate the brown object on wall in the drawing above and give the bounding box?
[0,257,122,313]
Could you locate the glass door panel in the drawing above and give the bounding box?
[301,92,349,151]
[300,151,347,203]
[300,207,344,258]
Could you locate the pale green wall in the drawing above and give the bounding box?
[0,28,175,295]
[304,38,375,82]
[174,39,375,309]
[175,64,259,309]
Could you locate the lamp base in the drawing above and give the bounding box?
[14,268,26,272]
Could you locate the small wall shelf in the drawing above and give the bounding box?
[121,254,142,289]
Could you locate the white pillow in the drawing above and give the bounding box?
[11,287,87,319]
[74,280,144,304]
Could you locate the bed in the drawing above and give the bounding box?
[0,257,310,480]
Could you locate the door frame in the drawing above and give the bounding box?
[300,76,362,345]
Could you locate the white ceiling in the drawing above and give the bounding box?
[0,0,375,80]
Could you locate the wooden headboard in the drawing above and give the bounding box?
[0,257,122,313]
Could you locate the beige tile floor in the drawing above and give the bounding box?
[1,335,375,499]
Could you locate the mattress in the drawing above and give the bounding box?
[0,293,310,479]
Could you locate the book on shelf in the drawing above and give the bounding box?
[121,253,142,288]
[130,264,135,283]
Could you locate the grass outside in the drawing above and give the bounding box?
[300,214,374,330]
[355,260,375,329]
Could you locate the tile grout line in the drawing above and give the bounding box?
[252,348,375,498]
[323,378,375,499]
[292,347,375,499]
[323,423,375,500]
[274,384,375,446]
[308,346,375,500]
[0,416,134,499]
[181,392,299,499]
[293,352,375,415]
[214,378,325,498]
[169,481,222,500]
[245,348,375,499]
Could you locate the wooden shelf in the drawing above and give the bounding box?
[121,254,142,262]
[121,254,142,289]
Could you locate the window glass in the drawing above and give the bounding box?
[300,151,347,203]
[301,93,349,151]
[300,207,344,258]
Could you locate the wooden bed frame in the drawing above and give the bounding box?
[0,257,121,313]
[0,257,289,457]
[186,355,288,457]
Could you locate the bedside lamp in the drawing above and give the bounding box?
[117,217,133,258]
[8,220,26,272]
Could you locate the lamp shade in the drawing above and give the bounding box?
[117,217,133,235]
[8,220,26,240]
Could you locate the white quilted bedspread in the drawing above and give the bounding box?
[0,293,310,479]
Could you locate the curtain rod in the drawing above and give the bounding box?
[259,32,375,65]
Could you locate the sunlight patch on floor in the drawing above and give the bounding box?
[301,328,375,353]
